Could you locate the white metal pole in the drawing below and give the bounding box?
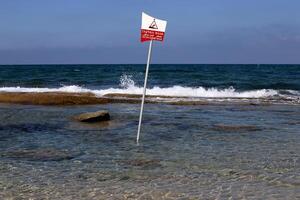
[137,40,153,144]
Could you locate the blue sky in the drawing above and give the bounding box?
[0,0,300,64]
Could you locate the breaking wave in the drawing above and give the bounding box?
[0,85,293,99]
[0,74,298,100]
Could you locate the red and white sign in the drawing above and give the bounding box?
[141,12,167,42]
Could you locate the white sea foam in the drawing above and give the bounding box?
[0,85,91,93]
[0,85,281,98]
[0,74,298,99]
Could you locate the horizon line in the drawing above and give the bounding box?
[0,63,299,66]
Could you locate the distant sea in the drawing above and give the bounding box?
[0,64,299,103]
[0,64,299,199]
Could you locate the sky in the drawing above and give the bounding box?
[0,0,300,64]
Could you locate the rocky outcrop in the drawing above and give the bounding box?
[0,92,287,106]
[4,149,75,161]
[0,92,110,105]
[0,92,141,105]
[74,110,110,122]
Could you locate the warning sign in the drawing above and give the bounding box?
[141,12,167,42]
[149,19,158,29]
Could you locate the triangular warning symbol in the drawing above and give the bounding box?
[149,19,158,29]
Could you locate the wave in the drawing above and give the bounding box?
[99,86,281,98]
[0,85,295,99]
[0,75,298,100]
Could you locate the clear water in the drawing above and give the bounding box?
[0,65,300,199]
[0,103,299,199]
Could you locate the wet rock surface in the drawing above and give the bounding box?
[120,159,162,169]
[212,124,261,132]
[1,92,298,106]
[73,110,110,123]
[3,149,76,161]
[0,123,61,133]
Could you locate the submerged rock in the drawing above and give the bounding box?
[74,110,110,123]
[4,149,75,161]
[213,124,261,132]
[120,159,162,169]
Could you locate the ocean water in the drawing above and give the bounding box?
[0,65,300,199]
[0,64,299,102]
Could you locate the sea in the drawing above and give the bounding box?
[0,64,299,199]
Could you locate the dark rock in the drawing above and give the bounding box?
[74,110,110,122]
[119,175,130,181]
[120,159,162,169]
[213,124,261,132]
[0,123,61,133]
[4,148,75,161]
[286,121,300,125]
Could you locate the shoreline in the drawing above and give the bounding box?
[0,92,298,106]
[0,92,141,105]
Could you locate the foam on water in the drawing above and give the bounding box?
[0,85,91,93]
[0,85,284,98]
[0,75,298,100]
[98,85,280,98]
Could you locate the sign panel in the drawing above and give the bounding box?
[141,12,167,42]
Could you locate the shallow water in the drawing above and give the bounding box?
[0,103,299,199]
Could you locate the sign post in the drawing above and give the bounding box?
[137,12,167,143]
